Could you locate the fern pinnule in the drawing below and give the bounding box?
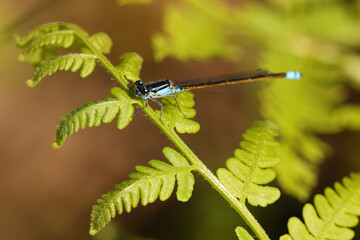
[89,33,113,54]
[26,53,97,87]
[89,147,196,235]
[160,92,200,134]
[217,121,280,207]
[116,52,143,81]
[281,173,360,240]
[53,87,134,148]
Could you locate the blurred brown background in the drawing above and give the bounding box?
[1,0,359,240]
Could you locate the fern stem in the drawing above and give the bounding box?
[142,106,270,240]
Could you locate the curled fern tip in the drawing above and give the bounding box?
[89,229,97,236]
[52,142,61,149]
[26,80,35,87]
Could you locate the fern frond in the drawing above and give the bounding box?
[160,92,200,134]
[235,227,255,240]
[115,52,143,82]
[26,53,97,87]
[217,121,280,207]
[281,173,360,240]
[89,147,196,235]
[53,87,134,148]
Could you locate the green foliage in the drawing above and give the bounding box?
[89,147,196,235]
[333,105,360,130]
[152,0,240,62]
[14,22,88,47]
[16,22,199,148]
[152,0,360,202]
[15,22,112,87]
[26,53,97,87]
[18,30,74,61]
[15,23,147,148]
[275,143,319,201]
[217,121,280,207]
[16,15,360,240]
[241,1,360,200]
[53,87,134,148]
[15,22,205,238]
[259,67,338,200]
[281,173,360,240]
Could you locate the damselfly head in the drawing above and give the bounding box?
[134,80,150,98]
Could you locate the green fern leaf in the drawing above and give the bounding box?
[217,121,280,207]
[26,53,97,87]
[53,87,134,148]
[235,227,255,240]
[88,33,112,54]
[281,173,360,240]
[89,147,196,235]
[115,52,143,82]
[160,92,200,134]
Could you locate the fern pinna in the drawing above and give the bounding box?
[281,173,360,240]
[217,121,280,207]
[90,147,197,235]
[16,22,360,240]
[53,87,134,148]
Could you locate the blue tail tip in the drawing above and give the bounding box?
[285,71,302,80]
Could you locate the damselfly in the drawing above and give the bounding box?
[133,69,302,119]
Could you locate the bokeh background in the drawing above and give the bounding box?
[1,0,360,239]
